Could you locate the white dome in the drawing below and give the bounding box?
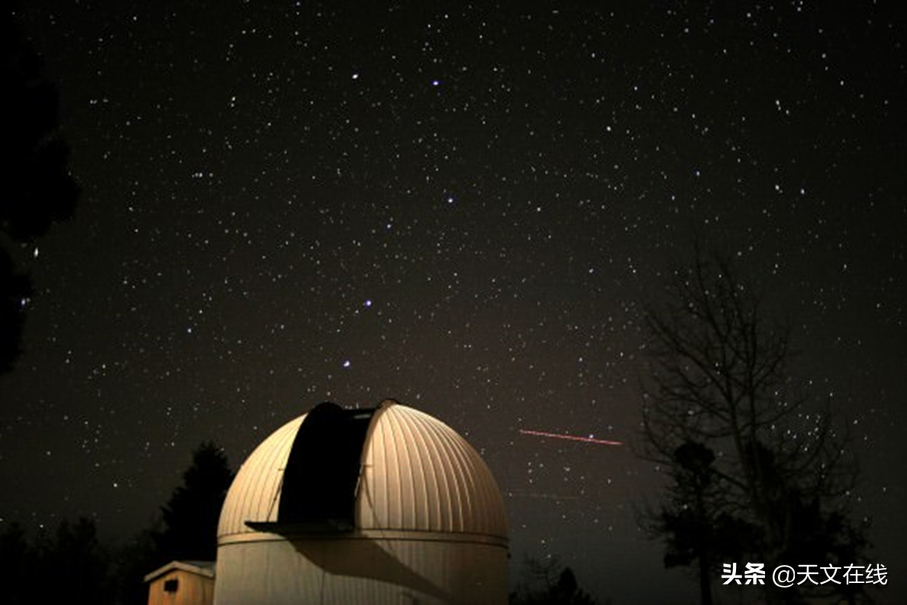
[217,400,507,542]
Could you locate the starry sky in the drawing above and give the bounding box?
[2,1,905,602]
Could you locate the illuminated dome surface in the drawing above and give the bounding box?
[214,400,509,604]
[218,399,507,542]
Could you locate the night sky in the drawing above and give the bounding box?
[2,1,906,602]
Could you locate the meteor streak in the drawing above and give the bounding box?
[507,490,582,501]
[519,429,623,446]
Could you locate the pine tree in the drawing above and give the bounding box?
[155,442,233,562]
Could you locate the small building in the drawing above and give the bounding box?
[144,560,215,605]
[215,399,509,604]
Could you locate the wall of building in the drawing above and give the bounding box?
[214,532,508,605]
[148,568,215,605]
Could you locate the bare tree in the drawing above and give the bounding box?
[638,245,867,604]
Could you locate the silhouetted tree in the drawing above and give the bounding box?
[2,518,115,604]
[0,521,36,604]
[638,245,868,604]
[1,5,79,373]
[47,518,113,604]
[510,555,598,605]
[647,440,761,605]
[111,524,163,605]
[0,249,31,373]
[155,441,233,563]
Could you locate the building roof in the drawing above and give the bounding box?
[217,400,507,541]
[144,560,216,583]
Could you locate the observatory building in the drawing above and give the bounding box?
[211,399,509,604]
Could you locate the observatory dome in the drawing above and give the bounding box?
[214,400,508,605]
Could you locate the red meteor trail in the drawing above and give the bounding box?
[519,429,623,446]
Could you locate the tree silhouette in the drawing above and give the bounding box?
[638,245,868,604]
[510,555,598,605]
[1,6,79,373]
[647,440,761,605]
[40,517,113,605]
[1,518,114,604]
[0,521,35,605]
[111,524,165,605]
[155,442,234,563]
[0,444,233,603]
